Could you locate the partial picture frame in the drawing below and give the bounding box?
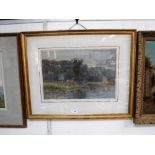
[21,29,136,119]
[135,31,155,124]
[0,33,26,127]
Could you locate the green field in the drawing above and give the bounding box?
[0,100,5,108]
[43,81,115,91]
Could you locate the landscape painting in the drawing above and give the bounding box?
[40,48,117,100]
[144,41,155,114]
[0,53,5,108]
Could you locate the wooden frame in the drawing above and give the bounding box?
[135,31,155,124]
[21,29,136,119]
[0,33,26,128]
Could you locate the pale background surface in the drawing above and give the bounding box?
[0,19,155,134]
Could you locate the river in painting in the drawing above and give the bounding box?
[40,48,117,100]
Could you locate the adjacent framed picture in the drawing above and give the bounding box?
[135,31,155,124]
[21,29,136,119]
[0,33,26,127]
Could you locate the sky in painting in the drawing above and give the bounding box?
[146,41,155,66]
[41,48,116,69]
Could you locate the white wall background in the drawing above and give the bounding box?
[0,19,155,135]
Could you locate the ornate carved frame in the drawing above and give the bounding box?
[135,31,155,124]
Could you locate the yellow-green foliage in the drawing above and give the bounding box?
[43,80,115,91]
[0,100,5,108]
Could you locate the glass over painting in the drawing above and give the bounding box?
[24,31,135,117]
[0,53,5,109]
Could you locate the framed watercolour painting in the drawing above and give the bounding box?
[0,33,26,127]
[135,31,155,124]
[21,29,136,119]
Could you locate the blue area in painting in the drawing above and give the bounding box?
[146,41,155,66]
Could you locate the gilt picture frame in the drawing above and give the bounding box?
[21,29,136,119]
[135,31,155,124]
[0,33,26,127]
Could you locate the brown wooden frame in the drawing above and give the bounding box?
[0,33,27,128]
[135,31,155,124]
[21,29,136,119]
